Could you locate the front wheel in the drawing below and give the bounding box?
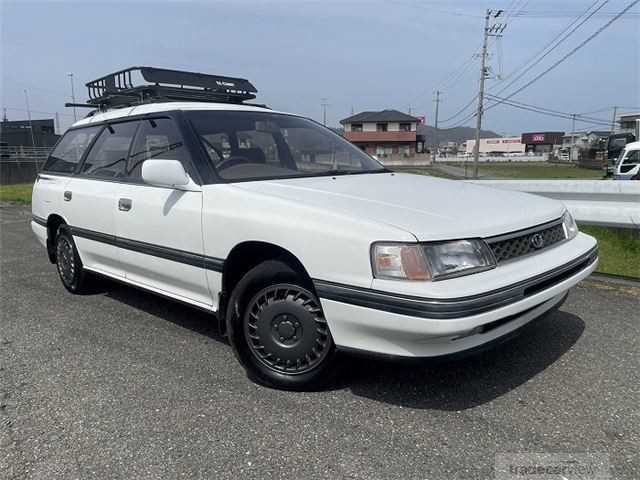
[226,260,336,390]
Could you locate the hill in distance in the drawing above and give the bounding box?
[417,124,500,145]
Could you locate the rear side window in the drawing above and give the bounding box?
[622,150,640,166]
[81,121,139,178]
[43,126,101,174]
[126,118,190,181]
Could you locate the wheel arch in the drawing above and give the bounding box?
[219,241,315,334]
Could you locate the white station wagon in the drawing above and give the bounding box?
[31,67,598,389]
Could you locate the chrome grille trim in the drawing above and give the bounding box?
[485,217,567,263]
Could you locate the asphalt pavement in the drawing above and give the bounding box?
[1,204,639,479]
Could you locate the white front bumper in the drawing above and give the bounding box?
[318,234,598,357]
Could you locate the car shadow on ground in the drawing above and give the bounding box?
[339,309,585,411]
[89,276,584,406]
[93,277,229,348]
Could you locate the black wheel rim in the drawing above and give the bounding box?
[56,236,76,287]
[244,284,331,375]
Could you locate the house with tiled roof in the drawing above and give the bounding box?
[340,109,424,157]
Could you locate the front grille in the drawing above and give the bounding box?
[487,220,566,263]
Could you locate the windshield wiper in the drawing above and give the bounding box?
[322,168,389,176]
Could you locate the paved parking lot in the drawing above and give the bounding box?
[1,204,639,479]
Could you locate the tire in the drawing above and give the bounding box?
[226,260,336,390]
[54,225,91,294]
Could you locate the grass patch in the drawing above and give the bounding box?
[581,225,640,278]
[392,167,458,179]
[0,183,34,204]
[473,162,603,179]
[401,162,602,180]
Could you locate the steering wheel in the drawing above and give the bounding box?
[216,156,253,171]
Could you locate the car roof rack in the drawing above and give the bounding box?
[85,66,258,109]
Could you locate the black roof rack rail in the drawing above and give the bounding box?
[85,66,258,109]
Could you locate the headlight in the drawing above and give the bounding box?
[371,239,496,281]
[562,210,579,240]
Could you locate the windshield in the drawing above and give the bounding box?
[187,110,386,181]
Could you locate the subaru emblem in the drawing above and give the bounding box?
[530,233,545,249]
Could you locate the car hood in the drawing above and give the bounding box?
[233,172,565,241]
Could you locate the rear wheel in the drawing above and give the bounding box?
[226,260,336,390]
[54,225,91,294]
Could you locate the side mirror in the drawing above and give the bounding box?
[141,159,200,191]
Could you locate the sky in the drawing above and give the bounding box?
[1,0,639,135]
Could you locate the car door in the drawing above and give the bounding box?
[115,116,211,307]
[62,121,140,278]
[34,125,101,226]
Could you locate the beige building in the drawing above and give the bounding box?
[465,137,526,155]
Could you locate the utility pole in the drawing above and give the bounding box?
[320,98,330,126]
[433,90,441,162]
[472,9,505,179]
[67,72,77,122]
[2,107,7,122]
[610,106,618,133]
[55,112,60,135]
[571,113,577,163]
[23,89,36,147]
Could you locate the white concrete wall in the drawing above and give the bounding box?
[437,154,548,162]
[466,137,526,154]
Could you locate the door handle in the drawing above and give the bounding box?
[63,191,72,201]
[118,198,132,212]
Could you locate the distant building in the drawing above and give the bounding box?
[340,110,424,157]
[465,137,525,155]
[561,130,610,163]
[0,118,59,147]
[617,112,640,135]
[521,132,564,154]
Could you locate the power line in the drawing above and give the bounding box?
[446,94,617,130]
[491,0,608,97]
[579,106,619,115]
[502,0,531,22]
[486,0,639,114]
[390,0,484,18]
[485,94,613,125]
[486,95,614,123]
[493,0,601,87]
[439,94,478,124]
[513,9,639,17]
[437,52,479,91]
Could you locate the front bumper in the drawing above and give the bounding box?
[316,239,597,358]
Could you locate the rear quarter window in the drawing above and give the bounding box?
[42,126,102,174]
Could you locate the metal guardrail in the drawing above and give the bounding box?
[467,180,640,229]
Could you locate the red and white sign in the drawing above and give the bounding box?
[532,134,545,142]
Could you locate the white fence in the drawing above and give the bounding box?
[467,180,640,229]
[436,154,549,163]
[0,145,51,160]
